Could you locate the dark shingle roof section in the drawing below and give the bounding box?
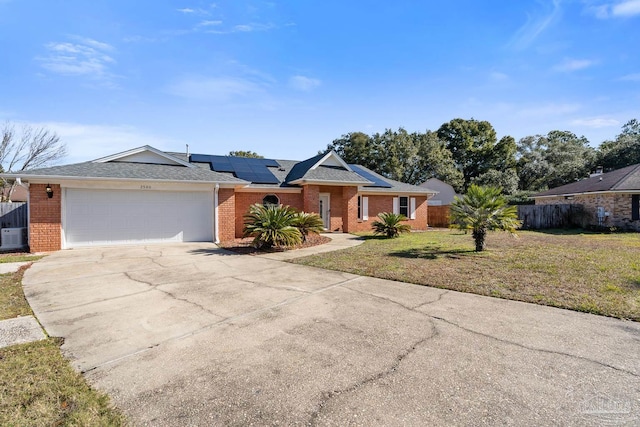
[14,161,246,183]
[534,163,640,197]
[284,152,326,182]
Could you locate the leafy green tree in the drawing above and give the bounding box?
[325,132,381,172]
[243,204,302,249]
[437,118,515,190]
[450,185,521,252]
[372,212,411,238]
[516,131,595,191]
[597,119,640,171]
[471,168,519,195]
[229,150,263,158]
[326,128,462,188]
[292,212,324,242]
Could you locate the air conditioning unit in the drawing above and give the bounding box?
[2,227,25,249]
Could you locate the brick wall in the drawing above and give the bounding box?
[317,186,344,231]
[217,188,236,241]
[351,195,428,233]
[535,193,640,231]
[29,183,61,252]
[234,192,304,238]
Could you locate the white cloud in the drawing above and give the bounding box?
[517,103,582,117]
[177,8,196,13]
[197,20,222,27]
[489,71,509,81]
[37,37,117,85]
[553,58,595,72]
[571,117,620,129]
[619,72,640,81]
[612,0,640,16]
[167,76,264,100]
[508,0,562,50]
[588,0,640,18]
[289,75,321,91]
[571,117,621,128]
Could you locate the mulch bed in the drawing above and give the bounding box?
[219,233,331,255]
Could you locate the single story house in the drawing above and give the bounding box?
[0,145,436,252]
[533,163,640,231]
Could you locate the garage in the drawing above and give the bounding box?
[63,188,214,248]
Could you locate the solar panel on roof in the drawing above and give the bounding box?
[189,154,280,184]
[350,164,392,188]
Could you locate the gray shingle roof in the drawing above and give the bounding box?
[10,161,246,183]
[5,147,434,194]
[534,163,640,197]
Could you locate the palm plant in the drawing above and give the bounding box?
[292,212,325,242]
[243,204,302,249]
[450,185,521,252]
[372,212,411,238]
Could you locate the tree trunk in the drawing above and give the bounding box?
[473,228,486,252]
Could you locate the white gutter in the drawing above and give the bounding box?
[214,183,220,244]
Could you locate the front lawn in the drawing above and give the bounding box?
[0,265,127,425]
[292,230,640,321]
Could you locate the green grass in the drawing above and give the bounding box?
[293,230,640,321]
[0,266,127,425]
[0,339,128,426]
[0,255,44,264]
[0,267,33,320]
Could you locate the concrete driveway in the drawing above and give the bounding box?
[24,243,640,426]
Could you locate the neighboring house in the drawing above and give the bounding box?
[1,184,28,202]
[533,163,640,231]
[420,178,457,206]
[0,145,436,252]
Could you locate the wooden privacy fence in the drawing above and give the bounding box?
[0,202,28,228]
[517,204,585,229]
[428,205,450,228]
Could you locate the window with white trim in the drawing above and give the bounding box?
[399,196,409,217]
[358,196,369,220]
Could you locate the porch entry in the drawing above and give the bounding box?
[319,193,330,229]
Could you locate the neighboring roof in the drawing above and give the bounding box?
[534,163,640,197]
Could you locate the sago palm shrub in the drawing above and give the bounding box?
[450,185,521,252]
[292,212,325,242]
[372,212,411,238]
[243,204,302,249]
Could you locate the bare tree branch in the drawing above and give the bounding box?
[1,122,67,201]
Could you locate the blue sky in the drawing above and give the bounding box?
[1,0,639,164]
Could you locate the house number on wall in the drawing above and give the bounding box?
[140,185,152,189]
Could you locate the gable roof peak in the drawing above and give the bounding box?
[93,145,193,168]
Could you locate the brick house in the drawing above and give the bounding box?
[0,146,435,252]
[533,163,640,231]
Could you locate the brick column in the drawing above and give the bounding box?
[342,186,358,233]
[29,183,61,253]
[303,185,320,214]
[217,188,237,241]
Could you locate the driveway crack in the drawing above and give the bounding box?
[344,284,639,378]
[308,327,438,426]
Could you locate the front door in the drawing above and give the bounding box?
[319,194,330,230]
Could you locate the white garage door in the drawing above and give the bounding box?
[64,188,214,248]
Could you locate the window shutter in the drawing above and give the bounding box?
[410,197,416,219]
[633,195,640,221]
[393,197,399,215]
[363,197,369,220]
